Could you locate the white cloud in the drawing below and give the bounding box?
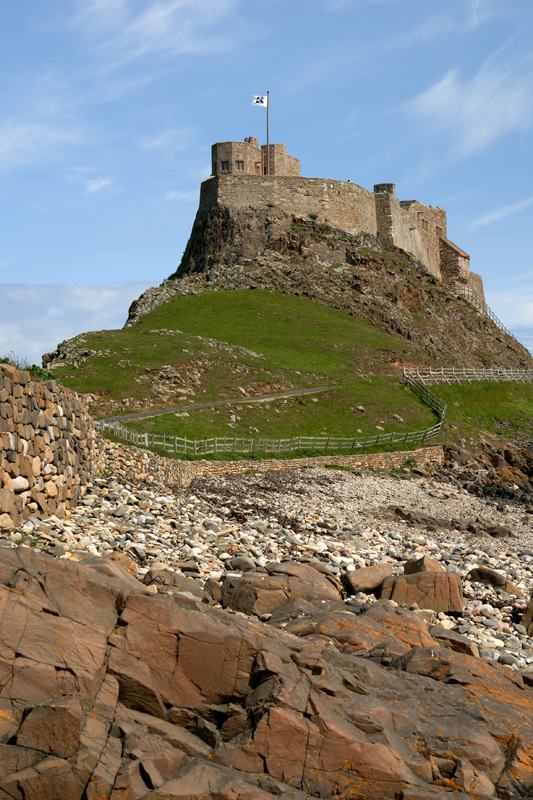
[140,128,190,152]
[0,282,153,365]
[73,0,241,67]
[0,122,81,172]
[405,60,533,159]
[84,176,115,193]
[471,197,533,228]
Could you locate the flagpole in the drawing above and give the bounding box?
[266,90,270,176]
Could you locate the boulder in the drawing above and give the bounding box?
[467,566,523,597]
[222,563,343,616]
[428,625,479,657]
[342,563,393,595]
[485,525,515,539]
[404,555,444,575]
[520,588,533,634]
[380,571,463,614]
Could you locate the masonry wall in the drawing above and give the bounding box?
[102,441,444,491]
[198,175,455,280]
[376,193,447,279]
[0,365,104,529]
[440,238,471,284]
[200,175,379,240]
[467,272,485,302]
[212,141,264,177]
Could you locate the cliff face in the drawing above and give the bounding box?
[123,205,532,370]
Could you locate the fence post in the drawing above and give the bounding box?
[214,438,217,455]
[174,435,177,453]
[194,440,197,456]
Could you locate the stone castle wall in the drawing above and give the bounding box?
[197,175,462,283]
[0,364,104,529]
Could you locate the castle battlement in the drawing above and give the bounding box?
[199,138,482,298]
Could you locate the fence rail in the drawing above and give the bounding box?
[96,416,444,456]
[455,284,514,339]
[403,366,533,386]
[94,368,460,457]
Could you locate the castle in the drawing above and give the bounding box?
[206,136,484,297]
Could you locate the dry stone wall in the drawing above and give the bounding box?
[102,440,444,491]
[0,364,104,529]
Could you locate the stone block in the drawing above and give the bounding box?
[380,571,463,614]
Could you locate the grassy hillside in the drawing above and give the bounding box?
[434,383,533,447]
[52,289,439,438]
[52,288,533,454]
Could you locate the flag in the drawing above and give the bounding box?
[252,95,268,108]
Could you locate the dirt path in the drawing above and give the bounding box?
[101,385,340,424]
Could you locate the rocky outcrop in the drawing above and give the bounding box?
[2,545,533,798]
[120,207,531,369]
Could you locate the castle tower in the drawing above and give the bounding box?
[211,138,300,177]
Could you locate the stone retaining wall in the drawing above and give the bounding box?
[102,440,444,491]
[0,365,104,529]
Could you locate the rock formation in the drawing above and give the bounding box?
[1,544,533,799]
[120,210,531,369]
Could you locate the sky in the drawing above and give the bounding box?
[1,0,533,364]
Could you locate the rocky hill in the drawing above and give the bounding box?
[123,206,531,369]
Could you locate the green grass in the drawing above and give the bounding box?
[433,383,533,443]
[127,380,437,440]
[53,289,423,423]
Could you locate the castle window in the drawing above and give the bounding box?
[436,226,443,237]
[421,219,429,232]
[221,161,230,171]
[235,160,244,171]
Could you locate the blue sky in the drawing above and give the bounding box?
[1,0,533,363]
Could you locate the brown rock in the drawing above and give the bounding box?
[467,565,523,597]
[0,514,14,532]
[221,569,342,616]
[16,696,83,758]
[342,563,393,595]
[2,541,533,798]
[520,588,533,634]
[428,625,479,657]
[485,525,515,539]
[380,571,463,614]
[404,555,444,575]
[106,550,138,577]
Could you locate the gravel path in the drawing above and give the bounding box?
[101,385,339,423]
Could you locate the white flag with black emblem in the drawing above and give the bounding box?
[252,95,268,108]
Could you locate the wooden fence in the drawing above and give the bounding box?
[96,415,445,457]
[403,366,533,386]
[95,369,454,457]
